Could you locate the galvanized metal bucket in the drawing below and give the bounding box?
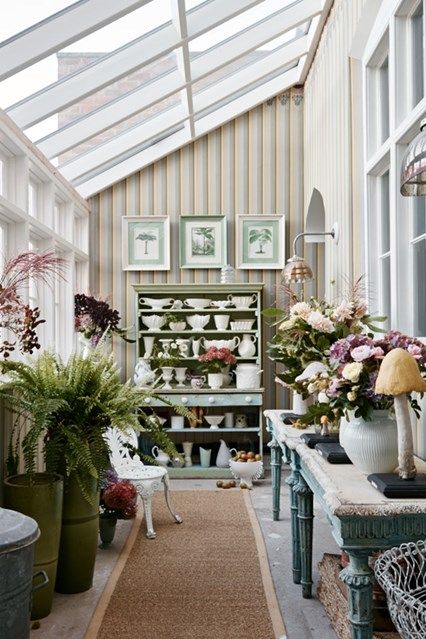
[0,507,48,639]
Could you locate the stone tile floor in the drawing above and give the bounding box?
[30,470,339,639]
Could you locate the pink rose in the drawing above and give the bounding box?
[408,344,422,359]
[351,345,372,362]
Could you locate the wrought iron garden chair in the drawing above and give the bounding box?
[105,427,182,539]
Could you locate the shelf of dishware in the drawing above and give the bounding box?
[139,308,257,313]
[139,328,259,335]
[165,427,259,433]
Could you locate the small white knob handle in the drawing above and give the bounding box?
[245,396,252,403]
[181,397,188,404]
[208,396,215,404]
[144,397,151,404]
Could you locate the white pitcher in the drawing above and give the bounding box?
[216,439,232,468]
[151,446,170,467]
[237,334,257,357]
[235,363,262,389]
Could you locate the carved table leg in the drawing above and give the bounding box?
[286,450,301,584]
[141,493,156,539]
[295,474,314,598]
[270,439,282,521]
[162,473,183,524]
[340,551,374,639]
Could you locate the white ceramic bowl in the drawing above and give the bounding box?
[141,314,166,331]
[210,300,231,309]
[204,415,224,428]
[201,337,239,351]
[140,297,174,309]
[186,314,210,330]
[229,459,263,488]
[184,298,212,309]
[230,320,255,331]
[227,295,256,309]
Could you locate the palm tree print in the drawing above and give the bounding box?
[192,227,215,256]
[136,231,157,255]
[248,228,273,254]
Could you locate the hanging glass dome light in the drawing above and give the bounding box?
[400,118,426,196]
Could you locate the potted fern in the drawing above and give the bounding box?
[1,348,184,596]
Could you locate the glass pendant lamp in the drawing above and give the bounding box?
[400,118,426,196]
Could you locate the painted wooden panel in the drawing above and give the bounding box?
[88,90,304,410]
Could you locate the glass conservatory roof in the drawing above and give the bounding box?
[0,0,331,197]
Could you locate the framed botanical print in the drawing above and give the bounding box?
[236,215,285,269]
[122,215,170,271]
[179,215,227,268]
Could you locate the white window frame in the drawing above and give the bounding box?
[363,0,426,456]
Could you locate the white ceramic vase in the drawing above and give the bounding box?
[182,441,193,467]
[160,366,174,390]
[208,372,223,390]
[292,391,313,415]
[339,410,398,475]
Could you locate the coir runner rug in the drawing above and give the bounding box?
[84,490,286,639]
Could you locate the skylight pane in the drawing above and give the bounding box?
[258,20,310,50]
[0,1,77,42]
[188,0,296,52]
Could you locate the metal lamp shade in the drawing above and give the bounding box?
[282,255,314,284]
[400,118,426,196]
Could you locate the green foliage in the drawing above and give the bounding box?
[0,350,187,501]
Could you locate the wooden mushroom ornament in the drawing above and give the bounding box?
[375,348,426,480]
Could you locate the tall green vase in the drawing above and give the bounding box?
[55,473,100,594]
[3,472,63,619]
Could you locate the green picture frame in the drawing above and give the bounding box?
[179,215,227,269]
[122,215,170,271]
[236,215,285,269]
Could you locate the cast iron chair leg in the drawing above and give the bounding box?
[163,474,183,524]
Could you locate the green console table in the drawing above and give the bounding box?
[265,408,426,639]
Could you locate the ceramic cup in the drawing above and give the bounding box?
[214,315,230,330]
[171,415,184,429]
[190,375,206,389]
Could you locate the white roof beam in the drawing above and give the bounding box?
[75,128,191,198]
[191,0,322,81]
[60,105,188,181]
[193,36,309,113]
[7,24,180,129]
[0,0,151,81]
[37,0,318,158]
[298,0,334,82]
[171,0,195,137]
[37,70,184,158]
[76,64,300,198]
[7,0,265,129]
[194,67,300,137]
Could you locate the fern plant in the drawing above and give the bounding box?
[0,349,187,500]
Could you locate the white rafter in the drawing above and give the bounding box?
[1,0,332,196]
[37,0,320,159]
[0,0,152,81]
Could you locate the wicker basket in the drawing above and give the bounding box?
[374,540,426,639]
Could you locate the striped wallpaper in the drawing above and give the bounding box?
[304,0,367,299]
[88,89,305,409]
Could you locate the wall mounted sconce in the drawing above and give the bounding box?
[281,223,339,284]
[400,118,426,196]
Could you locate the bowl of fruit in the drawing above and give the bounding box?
[229,450,263,489]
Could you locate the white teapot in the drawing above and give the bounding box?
[133,358,157,387]
[152,446,170,467]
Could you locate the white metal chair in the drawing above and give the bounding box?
[105,428,182,539]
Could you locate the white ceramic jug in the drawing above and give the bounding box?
[237,334,257,357]
[134,358,157,387]
[216,439,232,468]
[235,363,262,389]
[151,446,170,467]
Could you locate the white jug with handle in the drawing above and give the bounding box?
[237,334,257,357]
[216,439,232,468]
[235,363,262,389]
[151,446,170,467]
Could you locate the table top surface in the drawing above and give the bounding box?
[264,409,426,518]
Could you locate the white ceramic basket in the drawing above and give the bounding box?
[229,459,263,489]
[230,319,255,331]
[141,314,166,330]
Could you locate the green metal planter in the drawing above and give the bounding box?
[55,473,99,594]
[3,473,63,620]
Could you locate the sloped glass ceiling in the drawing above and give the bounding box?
[0,0,329,197]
